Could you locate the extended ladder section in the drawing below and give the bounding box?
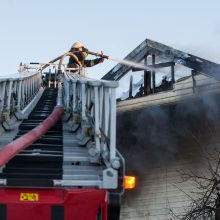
[0,69,124,193]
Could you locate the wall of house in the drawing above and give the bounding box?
[117,91,220,220]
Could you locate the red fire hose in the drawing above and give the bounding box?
[0,106,64,167]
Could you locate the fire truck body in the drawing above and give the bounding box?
[0,188,107,220]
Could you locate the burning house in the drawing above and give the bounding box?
[102,39,220,219]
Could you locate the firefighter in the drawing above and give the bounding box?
[67,42,105,72]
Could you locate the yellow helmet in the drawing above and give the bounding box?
[71,42,84,49]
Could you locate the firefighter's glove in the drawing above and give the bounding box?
[98,51,109,63]
[101,51,109,60]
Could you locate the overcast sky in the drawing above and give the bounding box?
[0,0,220,79]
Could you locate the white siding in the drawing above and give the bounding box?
[118,88,220,219]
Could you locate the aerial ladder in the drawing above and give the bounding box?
[0,53,135,220]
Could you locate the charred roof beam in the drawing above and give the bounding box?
[102,39,220,81]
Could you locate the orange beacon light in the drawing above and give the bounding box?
[124,176,136,189]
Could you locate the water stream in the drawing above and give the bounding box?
[108,56,157,72]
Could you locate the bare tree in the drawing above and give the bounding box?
[171,150,220,220]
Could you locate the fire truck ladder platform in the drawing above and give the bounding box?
[0,76,124,190]
[0,87,110,188]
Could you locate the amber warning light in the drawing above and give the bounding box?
[124,176,136,189]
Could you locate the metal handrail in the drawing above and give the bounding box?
[0,70,42,127]
[62,69,120,170]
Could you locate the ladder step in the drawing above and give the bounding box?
[0,173,62,179]
[63,154,90,162]
[3,167,62,174]
[22,149,63,154]
[6,178,54,187]
[6,161,62,168]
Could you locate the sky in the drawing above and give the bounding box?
[1,0,220,81]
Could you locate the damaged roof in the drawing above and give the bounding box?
[102,39,220,81]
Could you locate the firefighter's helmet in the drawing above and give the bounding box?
[71,42,84,49]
